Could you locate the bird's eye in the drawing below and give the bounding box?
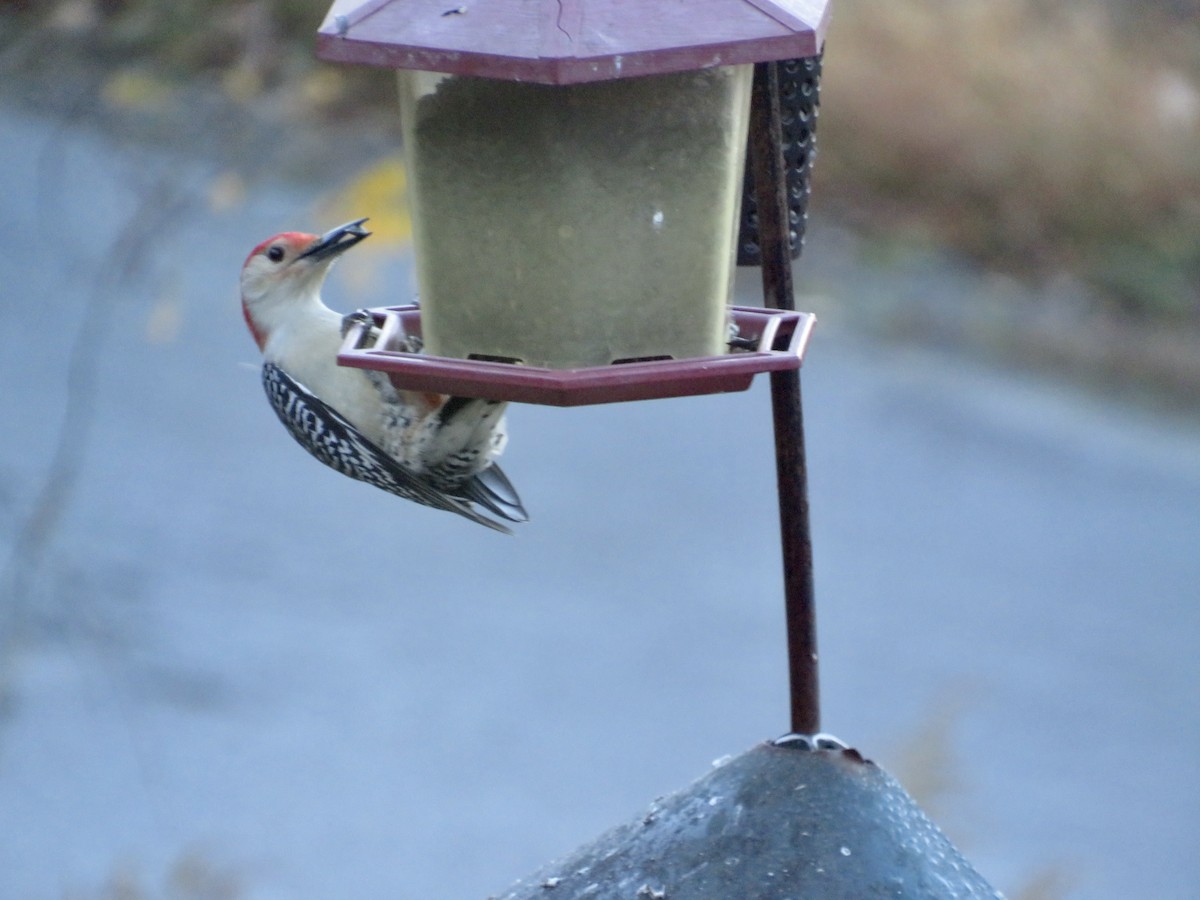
[267,246,285,263]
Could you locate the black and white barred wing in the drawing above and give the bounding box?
[261,363,511,533]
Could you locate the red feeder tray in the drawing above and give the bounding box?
[338,305,815,407]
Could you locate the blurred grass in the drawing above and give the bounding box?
[64,849,243,899]
[819,0,1200,324]
[6,0,1199,332]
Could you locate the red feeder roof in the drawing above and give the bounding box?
[316,0,830,84]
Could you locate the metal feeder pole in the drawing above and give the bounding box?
[748,61,819,736]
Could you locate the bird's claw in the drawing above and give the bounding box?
[398,333,424,354]
[727,320,757,352]
[341,309,375,339]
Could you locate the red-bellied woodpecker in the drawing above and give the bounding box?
[240,218,526,533]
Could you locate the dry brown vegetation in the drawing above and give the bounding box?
[819,0,1200,320]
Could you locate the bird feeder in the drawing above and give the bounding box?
[317,0,829,399]
[316,3,1005,896]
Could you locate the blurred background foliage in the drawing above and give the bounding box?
[819,0,1200,324]
[4,0,1198,342]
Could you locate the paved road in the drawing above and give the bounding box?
[1,99,1198,899]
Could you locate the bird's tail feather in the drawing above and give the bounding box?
[457,463,529,524]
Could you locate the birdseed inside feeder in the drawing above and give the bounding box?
[398,66,751,368]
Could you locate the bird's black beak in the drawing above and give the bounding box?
[298,218,371,262]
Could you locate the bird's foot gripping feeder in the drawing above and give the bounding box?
[338,305,816,407]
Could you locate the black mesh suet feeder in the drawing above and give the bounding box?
[315,1,1002,896]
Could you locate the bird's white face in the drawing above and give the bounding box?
[240,232,327,351]
[240,232,323,306]
[240,219,370,350]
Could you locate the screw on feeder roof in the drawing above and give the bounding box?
[316,0,832,83]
